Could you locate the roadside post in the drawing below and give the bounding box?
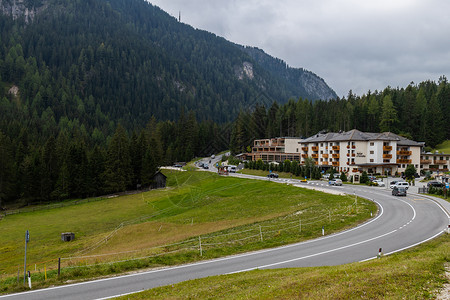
[377,248,383,258]
[23,230,29,285]
[27,271,32,289]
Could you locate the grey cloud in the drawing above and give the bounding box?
[150,0,450,97]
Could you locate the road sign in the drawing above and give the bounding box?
[26,230,30,243]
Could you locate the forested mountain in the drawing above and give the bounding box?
[230,78,450,155]
[0,0,336,127]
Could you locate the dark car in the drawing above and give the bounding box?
[267,173,279,178]
[427,181,444,188]
[392,186,407,196]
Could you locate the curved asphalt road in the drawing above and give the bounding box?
[2,175,449,300]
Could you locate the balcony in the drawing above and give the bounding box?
[301,154,308,158]
[383,154,392,159]
[322,154,329,158]
[397,150,412,155]
[301,147,308,152]
[383,146,392,151]
[312,154,319,158]
[352,168,359,172]
[332,154,340,158]
[332,146,340,150]
[397,159,412,164]
[332,162,339,166]
[311,146,319,151]
[435,160,447,164]
[322,161,329,166]
[420,159,432,164]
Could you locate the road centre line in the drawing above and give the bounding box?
[226,228,399,274]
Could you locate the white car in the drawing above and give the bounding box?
[329,179,343,186]
[394,181,409,190]
[373,179,385,187]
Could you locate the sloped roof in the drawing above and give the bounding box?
[303,129,422,146]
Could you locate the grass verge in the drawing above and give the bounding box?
[435,140,450,154]
[118,234,450,299]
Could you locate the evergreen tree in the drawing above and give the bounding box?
[0,131,14,206]
[379,95,398,132]
[104,125,132,193]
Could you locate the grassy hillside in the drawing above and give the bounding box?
[435,140,450,154]
[120,234,450,299]
[0,170,375,293]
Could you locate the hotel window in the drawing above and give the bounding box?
[370,159,374,162]
[370,142,374,146]
[370,151,374,154]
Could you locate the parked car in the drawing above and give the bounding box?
[394,181,409,190]
[373,179,385,187]
[323,174,331,179]
[267,173,279,178]
[392,186,407,196]
[368,175,376,182]
[329,179,343,186]
[427,181,444,188]
[389,180,399,189]
[211,154,215,159]
[203,163,209,169]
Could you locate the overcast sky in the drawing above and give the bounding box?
[149,0,450,97]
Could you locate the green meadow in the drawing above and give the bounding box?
[1,170,375,293]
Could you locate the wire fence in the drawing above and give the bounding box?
[55,202,371,271]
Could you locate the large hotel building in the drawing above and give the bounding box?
[251,129,450,176]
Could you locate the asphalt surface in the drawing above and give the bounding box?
[2,164,449,300]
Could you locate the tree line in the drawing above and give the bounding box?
[0,113,229,207]
[230,77,450,154]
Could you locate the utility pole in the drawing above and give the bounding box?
[24,230,29,285]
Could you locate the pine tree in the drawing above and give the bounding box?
[0,131,14,206]
[379,95,398,132]
[104,125,132,193]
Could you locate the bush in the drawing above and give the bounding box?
[360,171,369,184]
[428,186,444,196]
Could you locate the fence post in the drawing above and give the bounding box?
[199,236,202,256]
[299,217,301,233]
[58,258,61,277]
[259,225,263,242]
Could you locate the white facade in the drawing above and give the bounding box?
[253,129,425,176]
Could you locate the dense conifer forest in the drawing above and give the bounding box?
[230,78,450,155]
[0,0,448,206]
